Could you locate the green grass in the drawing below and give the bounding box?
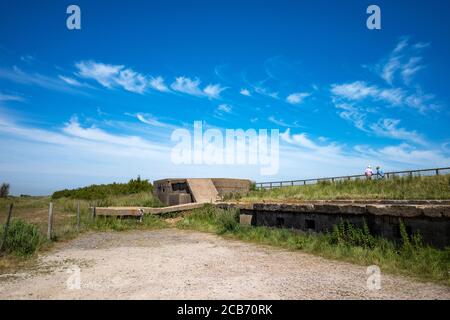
[87,214,167,232]
[177,205,450,285]
[0,219,46,256]
[235,174,450,202]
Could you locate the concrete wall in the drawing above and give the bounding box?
[217,202,450,248]
[153,179,192,205]
[211,178,252,197]
[246,210,449,247]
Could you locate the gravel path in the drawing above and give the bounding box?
[0,229,448,299]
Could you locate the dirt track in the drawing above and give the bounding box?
[0,229,449,299]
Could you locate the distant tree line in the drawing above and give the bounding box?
[52,176,153,200]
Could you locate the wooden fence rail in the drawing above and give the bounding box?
[255,166,450,190]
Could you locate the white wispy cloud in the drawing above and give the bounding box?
[369,118,426,145]
[254,86,279,99]
[217,104,232,113]
[0,93,25,102]
[240,88,251,96]
[378,37,429,85]
[203,84,226,99]
[149,76,170,92]
[286,92,310,105]
[170,77,203,96]
[136,113,171,128]
[0,66,85,94]
[331,80,437,113]
[334,102,368,131]
[75,61,148,94]
[280,128,341,154]
[20,55,35,64]
[355,143,449,167]
[331,81,404,105]
[170,76,226,99]
[76,61,123,88]
[59,75,83,87]
[268,116,302,128]
[63,117,158,148]
[334,100,428,145]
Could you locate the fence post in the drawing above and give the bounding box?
[436,169,439,175]
[0,204,14,253]
[76,202,80,232]
[91,206,96,220]
[47,202,54,241]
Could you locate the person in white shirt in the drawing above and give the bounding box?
[365,165,373,179]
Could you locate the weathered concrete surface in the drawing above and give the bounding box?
[211,178,252,197]
[217,201,450,218]
[186,178,220,203]
[95,203,205,217]
[217,201,450,247]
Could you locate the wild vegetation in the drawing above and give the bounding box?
[0,183,10,198]
[0,220,46,256]
[232,174,450,202]
[52,176,153,200]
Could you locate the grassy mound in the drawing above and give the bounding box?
[237,174,450,201]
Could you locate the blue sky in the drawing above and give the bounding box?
[1,0,449,195]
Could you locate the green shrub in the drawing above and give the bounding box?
[0,219,46,256]
[215,208,239,233]
[329,219,376,249]
[52,176,153,200]
[0,183,10,198]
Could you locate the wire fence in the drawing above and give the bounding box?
[255,166,450,189]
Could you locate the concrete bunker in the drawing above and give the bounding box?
[218,201,450,248]
[153,178,252,206]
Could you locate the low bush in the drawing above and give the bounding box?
[52,176,153,200]
[0,219,46,256]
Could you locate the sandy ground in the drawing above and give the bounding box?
[0,229,448,300]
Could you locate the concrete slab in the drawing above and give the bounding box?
[186,178,219,203]
[95,203,205,217]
